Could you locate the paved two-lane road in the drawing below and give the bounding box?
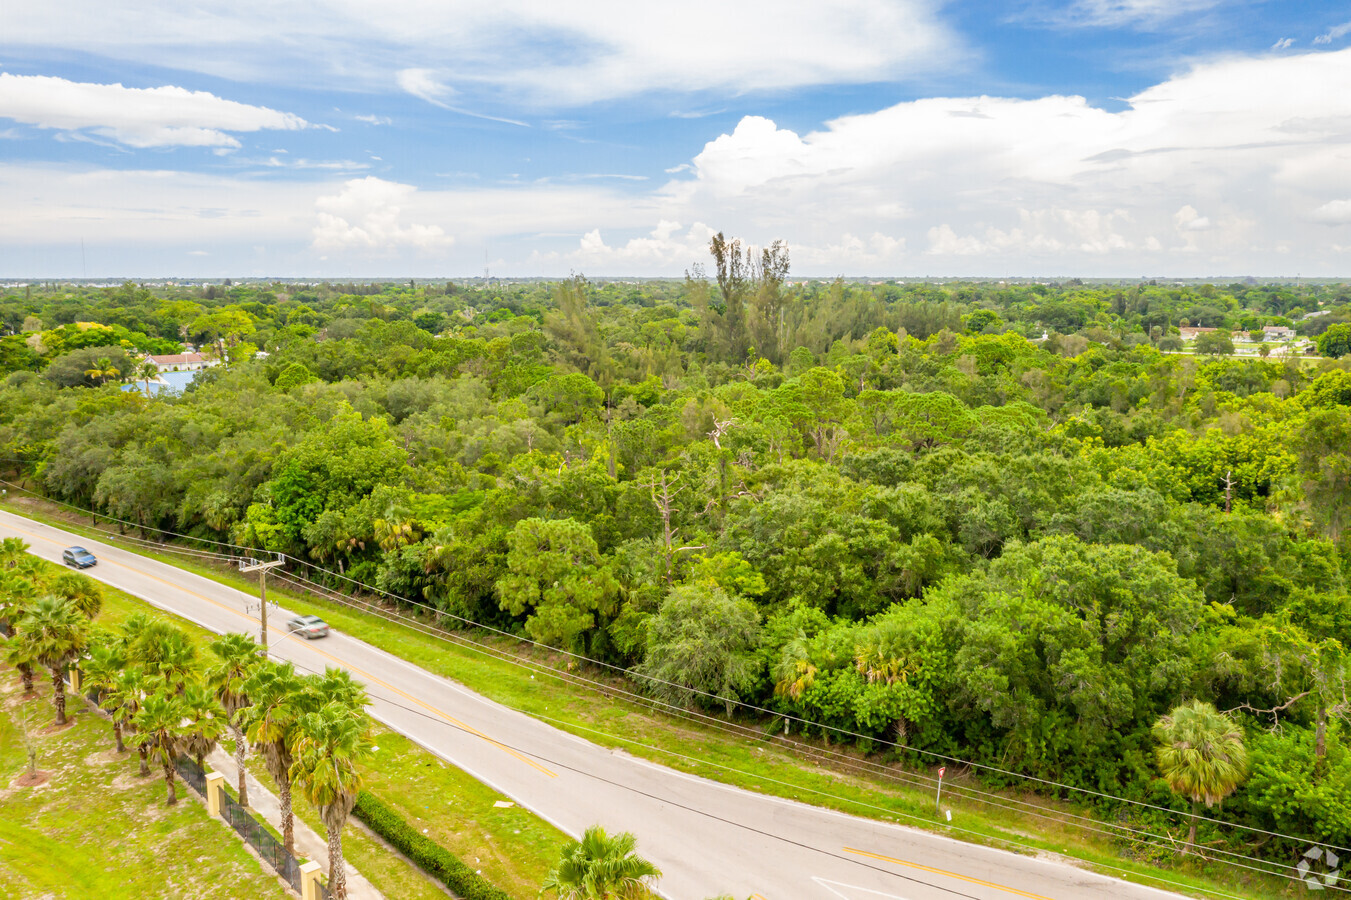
[2,509,1185,900]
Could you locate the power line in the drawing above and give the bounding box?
[267,568,1325,888]
[9,489,1318,891]
[278,653,1263,900]
[4,479,1346,858]
[276,554,1351,856]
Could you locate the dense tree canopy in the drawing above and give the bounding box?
[2,271,1350,866]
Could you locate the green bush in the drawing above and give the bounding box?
[352,791,510,900]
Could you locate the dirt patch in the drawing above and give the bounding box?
[41,719,77,735]
[13,770,52,788]
[84,748,122,767]
[110,770,155,792]
[2,690,42,711]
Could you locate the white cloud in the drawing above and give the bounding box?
[354,114,392,125]
[1313,199,1351,225]
[1314,22,1351,45]
[312,177,454,254]
[1173,205,1211,231]
[3,1,960,105]
[654,48,1351,272]
[536,221,718,270]
[0,73,308,148]
[396,69,453,107]
[8,48,1351,276]
[395,67,529,125]
[1272,37,1295,51]
[1035,0,1221,28]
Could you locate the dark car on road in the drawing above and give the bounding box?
[286,614,330,639]
[62,546,97,568]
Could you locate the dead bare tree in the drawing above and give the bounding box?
[645,470,705,583]
[708,418,734,451]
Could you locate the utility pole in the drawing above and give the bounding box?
[240,555,284,654]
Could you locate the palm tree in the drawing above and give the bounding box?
[83,642,129,751]
[85,356,120,386]
[123,617,198,694]
[50,570,104,619]
[107,667,152,773]
[0,536,27,569]
[132,688,189,805]
[240,660,306,855]
[138,359,160,397]
[854,620,924,742]
[0,569,38,633]
[373,505,418,554]
[19,595,90,725]
[1154,700,1249,852]
[540,825,662,900]
[206,632,262,807]
[182,682,228,770]
[308,666,368,709]
[1,570,40,691]
[2,631,41,695]
[772,633,818,703]
[290,700,373,898]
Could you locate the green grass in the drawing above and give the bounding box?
[4,539,568,900]
[239,723,567,900]
[0,677,290,900]
[3,497,1295,900]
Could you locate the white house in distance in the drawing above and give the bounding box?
[146,351,218,373]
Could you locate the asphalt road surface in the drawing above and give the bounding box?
[2,509,1189,900]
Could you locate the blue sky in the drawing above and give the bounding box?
[2,1,1351,277]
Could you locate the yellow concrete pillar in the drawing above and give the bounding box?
[205,771,225,817]
[300,861,322,900]
[67,667,81,694]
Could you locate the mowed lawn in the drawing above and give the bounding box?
[4,570,568,900]
[0,674,289,900]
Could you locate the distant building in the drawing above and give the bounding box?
[147,352,216,373]
[1179,326,1218,341]
[1262,326,1296,340]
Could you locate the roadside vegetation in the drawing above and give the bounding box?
[2,266,1350,895]
[1,547,569,899]
[0,553,287,899]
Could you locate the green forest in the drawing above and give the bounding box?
[3,258,1351,871]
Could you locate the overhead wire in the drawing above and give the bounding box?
[4,479,1346,861]
[266,568,1319,885]
[277,651,1267,900]
[274,551,1351,856]
[6,483,1327,890]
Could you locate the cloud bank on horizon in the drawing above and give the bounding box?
[3,0,1351,277]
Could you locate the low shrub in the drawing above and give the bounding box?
[352,790,511,900]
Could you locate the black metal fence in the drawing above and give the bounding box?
[175,755,206,795]
[174,756,331,900]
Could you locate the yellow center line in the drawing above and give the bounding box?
[843,847,1057,900]
[8,521,557,778]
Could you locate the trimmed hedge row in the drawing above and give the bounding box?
[352,790,512,900]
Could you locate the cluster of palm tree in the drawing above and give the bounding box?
[2,538,103,725]
[1,538,373,900]
[87,621,373,899]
